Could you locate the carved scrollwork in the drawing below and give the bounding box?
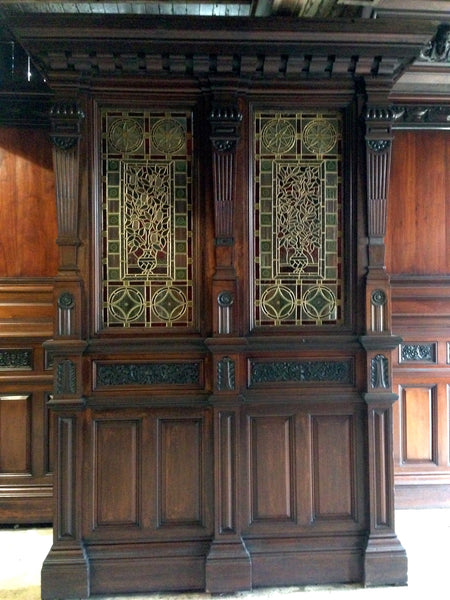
[0,349,32,370]
[249,359,352,386]
[391,105,450,127]
[420,24,450,63]
[400,343,436,363]
[96,362,200,387]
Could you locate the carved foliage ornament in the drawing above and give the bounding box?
[420,24,450,63]
[400,343,436,363]
[56,359,77,394]
[96,362,200,387]
[0,349,32,370]
[250,359,352,386]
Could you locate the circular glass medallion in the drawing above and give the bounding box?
[302,285,336,320]
[108,118,144,153]
[151,118,186,154]
[153,286,187,321]
[261,118,296,154]
[261,285,295,320]
[109,286,145,323]
[303,119,337,154]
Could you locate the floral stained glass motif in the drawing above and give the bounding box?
[101,109,193,328]
[253,111,343,327]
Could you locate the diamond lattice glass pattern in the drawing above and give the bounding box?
[253,111,343,327]
[102,110,193,328]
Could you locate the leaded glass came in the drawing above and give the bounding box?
[253,111,343,327]
[101,109,193,328]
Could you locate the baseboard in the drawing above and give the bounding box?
[395,484,450,509]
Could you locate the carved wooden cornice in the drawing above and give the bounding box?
[2,15,435,89]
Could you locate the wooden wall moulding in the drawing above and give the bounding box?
[0,280,54,523]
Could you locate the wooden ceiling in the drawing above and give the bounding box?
[0,0,448,18]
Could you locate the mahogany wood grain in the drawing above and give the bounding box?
[386,131,450,275]
[0,127,58,278]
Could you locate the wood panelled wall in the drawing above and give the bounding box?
[0,128,57,523]
[386,130,450,508]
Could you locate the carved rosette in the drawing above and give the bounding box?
[208,105,242,244]
[50,102,85,270]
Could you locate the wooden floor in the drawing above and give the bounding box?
[1,509,449,599]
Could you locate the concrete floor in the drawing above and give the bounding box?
[1,509,449,599]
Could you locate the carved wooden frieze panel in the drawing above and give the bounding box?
[252,110,343,327]
[248,359,353,387]
[400,342,437,364]
[101,108,194,329]
[0,348,32,370]
[94,360,202,389]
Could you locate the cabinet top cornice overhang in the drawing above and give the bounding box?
[1,14,437,88]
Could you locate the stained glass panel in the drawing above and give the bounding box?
[253,111,343,327]
[101,109,193,328]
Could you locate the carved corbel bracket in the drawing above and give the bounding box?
[49,102,85,272]
[208,104,242,244]
[364,106,403,253]
[420,23,450,63]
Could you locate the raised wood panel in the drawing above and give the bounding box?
[400,385,436,464]
[249,415,295,522]
[0,281,54,523]
[158,418,203,526]
[312,415,353,519]
[386,131,450,276]
[94,419,140,527]
[0,394,31,474]
[0,128,58,278]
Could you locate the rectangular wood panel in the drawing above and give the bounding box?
[311,415,354,519]
[0,395,31,474]
[0,128,58,278]
[249,415,295,522]
[386,131,450,275]
[401,385,436,464]
[94,419,140,527]
[158,418,203,526]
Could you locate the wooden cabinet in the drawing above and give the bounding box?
[3,15,431,598]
